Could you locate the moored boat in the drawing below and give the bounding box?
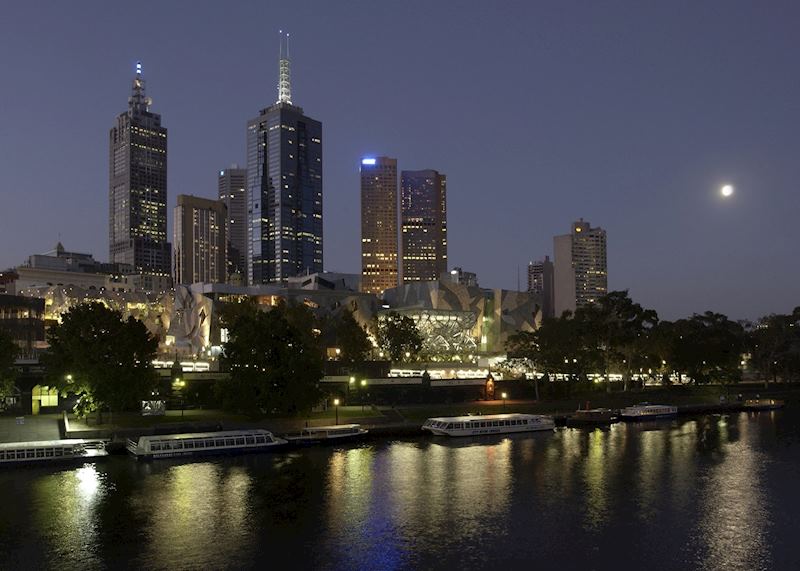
[744,398,784,411]
[284,424,368,446]
[567,408,618,426]
[619,403,678,421]
[422,413,555,437]
[126,429,287,460]
[0,439,107,465]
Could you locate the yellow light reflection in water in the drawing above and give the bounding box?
[136,462,253,568]
[31,463,105,567]
[697,415,771,571]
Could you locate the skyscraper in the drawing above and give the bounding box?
[173,195,227,285]
[400,169,447,283]
[528,255,555,319]
[109,62,171,290]
[360,156,398,295]
[218,165,247,282]
[553,219,608,316]
[247,33,323,284]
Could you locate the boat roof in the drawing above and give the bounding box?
[303,424,361,432]
[138,429,274,442]
[426,413,548,423]
[0,439,99,450]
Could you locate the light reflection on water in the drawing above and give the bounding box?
[2,411,798,570]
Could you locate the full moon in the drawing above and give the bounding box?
[721,184,734,197]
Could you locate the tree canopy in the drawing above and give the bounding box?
[0,330,18,402]
[376,311,423,362]
[220,302,323,415]
[42,302,158,415]
[332,309,372,367]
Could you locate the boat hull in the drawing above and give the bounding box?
[422,423,554,437]
[619,412,677,421]
[131,442,287,461]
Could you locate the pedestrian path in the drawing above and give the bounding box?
[0,414,61,443]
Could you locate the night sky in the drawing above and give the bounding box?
[1,1,798,320]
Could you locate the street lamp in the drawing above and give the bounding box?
[333,398,340,425]
[360,379,367,412]
[501,392,507,411]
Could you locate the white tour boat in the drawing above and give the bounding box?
[126,429,287,459]
[619,403,678,420]
[422,413,555,437]
[284,424,368,445]
[0,439,107,465]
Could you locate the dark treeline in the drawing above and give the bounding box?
[507,290,800,392]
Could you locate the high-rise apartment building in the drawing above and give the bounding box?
[173,195,227,285]
[247,35,322,284]
[109,62,171,290]
[553,219,607,316]
[218,165,247,282]
[400,170,447,283]
[528,255,555,319]
[360,156,398,295]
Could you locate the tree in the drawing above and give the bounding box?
[575,291,658,393]
[669,312,744,387]
[333,309,372,367]
[375,312,423,362]
[42,302,158,417]
[220,304,323,415]
[0,330,18,405]
[747,309,800,386]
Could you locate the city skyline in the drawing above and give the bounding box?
[1,2,799,320]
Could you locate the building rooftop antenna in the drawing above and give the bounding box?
[277,30,292,104]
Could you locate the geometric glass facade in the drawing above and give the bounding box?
[109,62,171,290]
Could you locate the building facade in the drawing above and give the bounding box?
[445,267,478,287]
[360,156,399,295]
[527,255,554,319]
[247,37,323,285]
[173,195,227,285]
[109,62,171,290]
[218,165,248,282]
[400,169,447,283]
[553,219,607,316]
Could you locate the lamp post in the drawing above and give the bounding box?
[360,379,367,412]
[333,398,340,425]
[501,392,507,411]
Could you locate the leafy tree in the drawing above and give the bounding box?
[575,291,658,393]
[669,312,744,387]
[0,330,18,404]
[747,309,800,386]
[333,309,372,367]
[42,302,158,417]
[220,303,323,415]
[376,311,423,362]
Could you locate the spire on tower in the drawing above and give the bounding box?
[277,31,292,104]
[129,60,152,113]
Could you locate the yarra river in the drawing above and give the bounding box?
[1,410,799,570]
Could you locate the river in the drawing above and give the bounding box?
[1,410,799,570]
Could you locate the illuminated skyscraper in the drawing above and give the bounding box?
[553,219,607,316]
[360,156,398,295]
[528,255,554,319]
[247,33,323,284]
[109,62,171,290]
[173,195,227,285]
[400,169,447,283]
[218,165,247,282]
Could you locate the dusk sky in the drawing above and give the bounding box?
[1,1,798,321]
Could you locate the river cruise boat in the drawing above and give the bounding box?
[284,424,368,446]
[744,398,784,411]
[126,429,287,460]
[619,403,678,420]
[567,408,618,426]
[422,413,555,437]
[0,439,107,465]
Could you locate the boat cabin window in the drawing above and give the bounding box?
[245,436,255,445]
[54,448,63,457]
[235,437,245,446]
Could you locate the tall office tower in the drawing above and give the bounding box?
[360,156,398,295]
[553,219,607,316]
[528,255,555,319]
[247,33,323,284]
[400,170,447,283]
[173,195,227,285]
[109,62,171,291]
[218,165,247,282]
